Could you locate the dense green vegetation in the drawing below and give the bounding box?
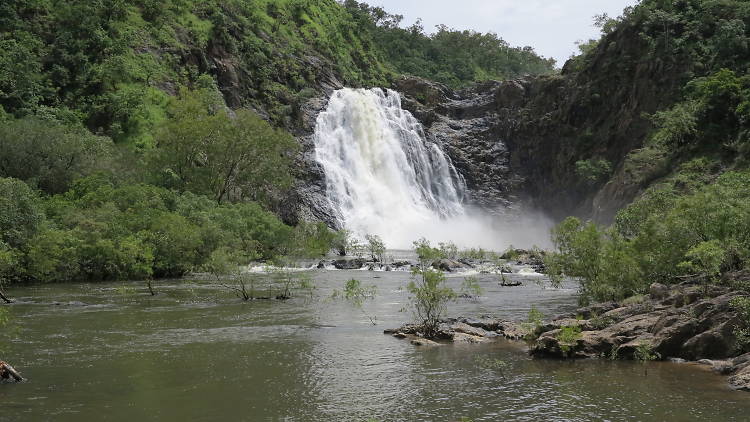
[546,0,750,305]
[341,1,556,88]
[0,81,335,287]
[0,0,556,289]
[0,0,554,144]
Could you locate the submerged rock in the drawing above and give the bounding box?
[411,338,441,347]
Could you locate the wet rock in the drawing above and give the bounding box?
[411,338,441,347]
[432,258,470,272]
[729,366,750,391]
[391,260,411,268]
[530,284,745,367]
[498,322,527,341]
[452,322,490,338]
[459,317,502,332]
[333,258,366,270]
[453,332,486,344]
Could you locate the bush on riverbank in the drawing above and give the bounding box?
[546,170,750,305]
[0,175,337,285]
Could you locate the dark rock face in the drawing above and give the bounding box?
[395,76,521,212]
[395,19,692,224]
[276,92,341,228]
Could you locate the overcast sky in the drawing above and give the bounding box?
[371,0,641,66]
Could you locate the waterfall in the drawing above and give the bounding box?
[313,88,468,248]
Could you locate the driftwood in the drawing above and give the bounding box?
[0,361,23,382]
[0,289,12,304]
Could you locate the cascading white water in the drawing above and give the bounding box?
[313,88,552,249]
[313,88,467,247]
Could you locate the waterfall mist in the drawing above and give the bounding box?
[313,88,551,250]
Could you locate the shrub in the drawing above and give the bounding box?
[575,159,612,185]
[407,238,456,338]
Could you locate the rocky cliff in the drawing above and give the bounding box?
[394,1,742,224]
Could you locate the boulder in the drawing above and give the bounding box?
[451,322,490,338]
[681,319,740,360]
[730,365,750,391]
[453,332,486,344]
[432,258,469,272]
[649,283,669,300]
[333,258,366,270]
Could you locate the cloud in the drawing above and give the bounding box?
[371,0,640,65]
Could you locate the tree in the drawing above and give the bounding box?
[0,242,19,302]
[365,234,386,263]
[0,117,113,194]
[0,177,44,249]
[150,87,297,205]
[407,238,456,338]
[331,278,377,325]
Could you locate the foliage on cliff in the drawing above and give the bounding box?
[505,0,750,224]
[543,0,750,304]
[341,1,556,88]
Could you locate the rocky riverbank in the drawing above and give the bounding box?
[530,282,750,390]
[388,281,750,391]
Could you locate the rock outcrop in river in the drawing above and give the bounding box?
[529,282,750,390]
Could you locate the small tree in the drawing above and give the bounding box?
[575,159,612,186]
[556,324,582,357]
[205,247,255,301]
[521,306,545,345]
[460,276,483,300]
[633,342,660,376]
[365,234,386,263]
[331,278,378,325]
[408,238,456,338]
[268,257,315,300]
[678,240,725,294]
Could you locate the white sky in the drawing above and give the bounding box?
[370,0,641,66]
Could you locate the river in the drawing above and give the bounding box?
[2,268,750,421]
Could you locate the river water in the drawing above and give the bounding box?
[2,268,750,421]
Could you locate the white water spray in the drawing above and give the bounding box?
[313,88,551,249]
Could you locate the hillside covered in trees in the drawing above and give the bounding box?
[0,0,555,287]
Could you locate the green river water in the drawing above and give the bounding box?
[2,268,750,421]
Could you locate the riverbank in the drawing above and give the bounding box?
[388,281,750,391]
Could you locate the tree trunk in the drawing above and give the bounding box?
[0,361,23,382]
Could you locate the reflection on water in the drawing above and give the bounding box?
[2,270,749,421]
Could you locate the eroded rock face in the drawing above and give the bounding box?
[395,76,522,213]
[529,285,744,362]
